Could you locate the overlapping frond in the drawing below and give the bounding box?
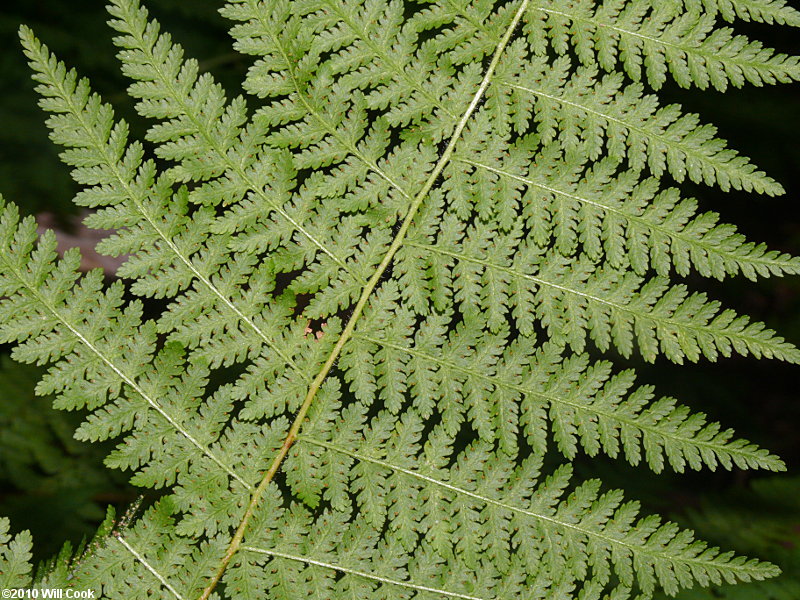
[0,518,33,590]
[0,0,797,599]
[417,0,800,90]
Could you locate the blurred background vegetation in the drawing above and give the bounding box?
[0,1,797,597]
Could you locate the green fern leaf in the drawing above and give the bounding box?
[496,53,784,194]
[0,518,33,590]
[680,0,800,25]
[520,0,800,90]
[0,0,797,598]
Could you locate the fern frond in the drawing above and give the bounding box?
[20,28,239,296]
[496,52,783,195]
[0,518,33,590]
[282,405,780,598]
[343,283,785,470]
[19,28,334,419]
[0,199,253,490]
[2,0,798,598]
[106,0,257,199]
[451,148,799,279]
[108,0,434,319]
[74,500,223,600]
[520,0,800,91]
[420,1,800,90]
[400,208,800,363]
[680,0,800,25]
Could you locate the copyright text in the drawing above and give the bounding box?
[2,590,95,599]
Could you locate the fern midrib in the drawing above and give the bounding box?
[119,9,357,281]
[197,2,532,597]
[241,545,488,600]
[459,158,795,271]
[0,248,248,490]
[354,333,778,466]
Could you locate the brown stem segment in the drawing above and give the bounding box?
[197,2,530,598]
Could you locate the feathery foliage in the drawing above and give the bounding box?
[0,0,798,598]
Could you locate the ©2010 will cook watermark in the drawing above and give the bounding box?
[2,590,95,598]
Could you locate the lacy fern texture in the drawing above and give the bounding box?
[1,0,799,598]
